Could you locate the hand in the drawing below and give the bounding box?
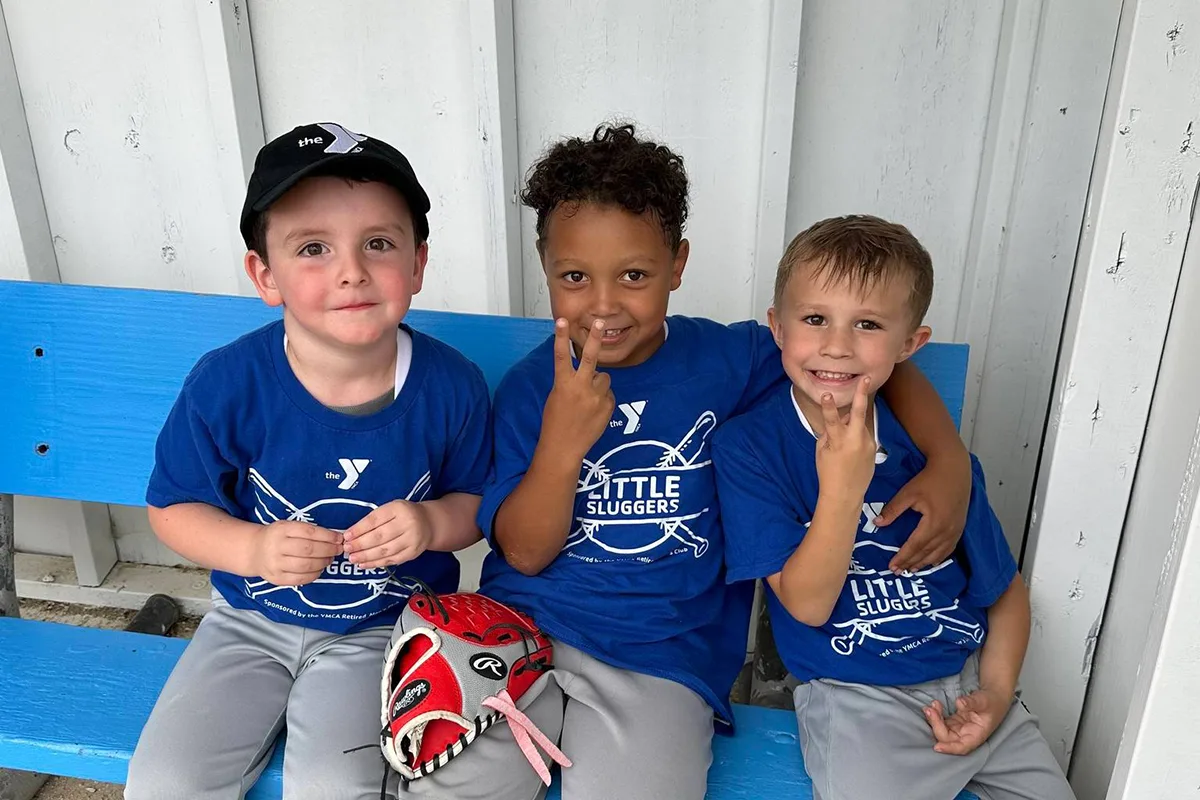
[876,449,971,574]
[250,520,342,586]
[924,686,1011,756]
[814,377,876,502]
[343,500,433,569]
[541,318,616,460]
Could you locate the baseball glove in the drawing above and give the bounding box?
[380,583,570,785]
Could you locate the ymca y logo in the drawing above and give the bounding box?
[336,458,371,490]
[617,401,646,435]
[316,122,367,154]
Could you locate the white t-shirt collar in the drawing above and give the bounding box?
[282,326,411,393]
[790,386,889,465]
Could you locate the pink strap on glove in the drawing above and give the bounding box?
[481,689,572,786]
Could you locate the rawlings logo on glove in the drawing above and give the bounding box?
[380,584,571,784]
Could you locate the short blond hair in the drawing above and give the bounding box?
[774,214,934,326]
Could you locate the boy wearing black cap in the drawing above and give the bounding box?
[125,123,492,799]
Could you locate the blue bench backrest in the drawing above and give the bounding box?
[0,280,968,507]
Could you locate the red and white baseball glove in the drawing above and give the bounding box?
[380,585,570,785]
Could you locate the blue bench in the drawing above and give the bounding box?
[0,279,976,799]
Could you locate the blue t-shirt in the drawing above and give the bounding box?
[712,386,1016,686]
[146,320,491,634]
[477,317,786,724]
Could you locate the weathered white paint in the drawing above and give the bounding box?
[958,0,1123,551]
[0,2,56,284]
[748,0,803,319]
[249,0,505,314]
[1105,419,1200,798]
[1071,129,1200,800]
[787,1,1004,339]
[4,0,245,294]
[513,0,773,321]
[468,0,524,316]
[194,0,264,298]
[1020,0,1200,769]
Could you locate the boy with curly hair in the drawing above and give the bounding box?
[463,125,976,799]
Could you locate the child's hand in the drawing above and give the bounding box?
[923,687,1011,756]
[875,450,971,574]
[541,318,616,460]
[251,520,342,586]
[343,500,433,569]
[814,377,876,501]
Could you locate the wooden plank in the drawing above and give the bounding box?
[786,1,1005,339]
[0,281,551,507]
[749,0,803,321]
[1,0,246,294]
[193,0,265,297]
[953,0,1043,438]
[0,2,56,284]
[1020,0,1200,769]
[1106,418,1200,797]
[512,0,777,322]
[1074,199,1200,797]
[957,0,1123,552]
[0,3,116,589]
[0,279,969,509]
[247,0,505,314]
[468,0,524,316]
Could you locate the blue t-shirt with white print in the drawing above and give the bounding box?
[477,317,786,724]
[146,320,491,634]
[712,386,1016,686]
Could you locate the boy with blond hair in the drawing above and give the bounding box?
[713,215,1074,800]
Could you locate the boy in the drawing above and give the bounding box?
[712,215,1075,800]
[125,122,492,800]
[471,125,976,799]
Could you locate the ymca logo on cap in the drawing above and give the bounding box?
[240,120,432,249]
[297,122,368,154]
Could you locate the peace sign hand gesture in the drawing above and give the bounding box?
[542,319,616,461]
[814,377,876,503]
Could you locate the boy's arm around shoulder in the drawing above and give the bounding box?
[876,359,973,573]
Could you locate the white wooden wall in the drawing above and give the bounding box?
[1020,0,1199,777]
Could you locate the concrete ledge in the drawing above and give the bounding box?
[15,554,212,617]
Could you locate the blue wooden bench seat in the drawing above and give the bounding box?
[0,280,976,799]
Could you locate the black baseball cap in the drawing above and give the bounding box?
[239,121,431,249]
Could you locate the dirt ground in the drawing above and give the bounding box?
[15,599,201,800]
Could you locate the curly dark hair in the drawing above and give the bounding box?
[521,123,689,251]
